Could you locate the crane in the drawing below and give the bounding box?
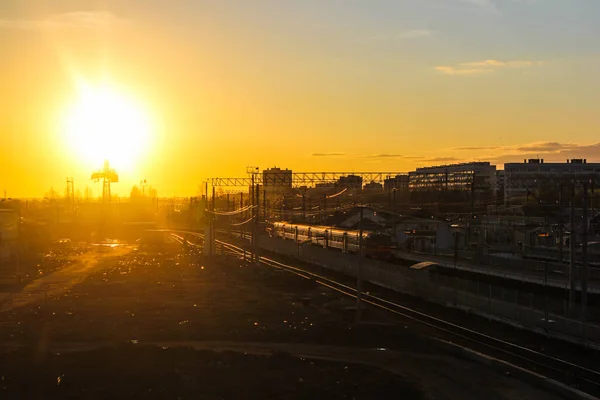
[91,160,119,203]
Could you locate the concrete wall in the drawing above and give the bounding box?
[260,234,600,346]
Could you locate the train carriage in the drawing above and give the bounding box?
[271,222,393,258]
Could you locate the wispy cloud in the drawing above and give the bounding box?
[311,152,346,157]
[454,141,600,165]
[455,146,500,151]
[460,59,539,68]
[434,66,493,75]
[455,142,586,154]
[422,157,460,163]
[366,153,403,158]
[515,142,570,153]
[435,59,542,76]
[0,11,126,31]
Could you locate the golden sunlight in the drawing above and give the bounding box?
[63,83,153,172]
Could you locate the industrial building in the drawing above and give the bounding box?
[504,159,600,203]
[363,181,383,193]
[336,175,362,190]
[383,174,409,192]
[262,167,293,195]
[408,162,497,194]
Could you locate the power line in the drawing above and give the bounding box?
[229,217,254,226]
[207,205,255,216]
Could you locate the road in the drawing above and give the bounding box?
[0,245,133,313]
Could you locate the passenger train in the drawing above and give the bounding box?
[269,222,395,259]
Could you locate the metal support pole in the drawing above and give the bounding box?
[592,179,595,225]
[256,184,260,222]
[16,200,21,281]
[240,192,244,246]
[203,184,213,258]
[323,194,327,225]
[569,182,576,314]
[559,184,563,263]
[468,179,475,245]
[251,175,255,262]
[544,261,549,334]
[263,188,267,222]
[392,188,397,246]
[302,194,306,223]
[212,186,216,256]
[355,206,364,324]
[255,183,260,263]
[581,182,589,335]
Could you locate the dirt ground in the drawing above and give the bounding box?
[0,345,420,399]
[0,244,568,399]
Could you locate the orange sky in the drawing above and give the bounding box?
[2,1,600,197]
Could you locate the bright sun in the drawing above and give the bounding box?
[64,84,153,172]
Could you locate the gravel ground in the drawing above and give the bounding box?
[0,244,568,399]
[0,345,420,399]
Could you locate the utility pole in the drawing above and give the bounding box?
[355,206,364,324]
[212,186,216,255]
[255,183,260,262]
[468,178,475,245]
[544,260,549,333]
[559,183,564,263]
[569,182,576,314]
[392,188,397,246]
[263,188,267,222]
[323,194,327,225]
[203,183,212,257]
[592,179,596,226]
[16,200,21,281]
[226,193,231,237]
[240,191,245,259]
[251,174,255,262]
[256,185,260,222]
[582,181,589,334]
[302,193,306,223]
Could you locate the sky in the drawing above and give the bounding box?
[1,0,600,197]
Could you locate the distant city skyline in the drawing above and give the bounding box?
[2,0,600,197]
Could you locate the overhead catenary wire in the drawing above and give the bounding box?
[325,188,348,199]
[229,216,255,226]
[206,204,255,216]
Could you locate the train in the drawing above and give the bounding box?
[269,222,395,259]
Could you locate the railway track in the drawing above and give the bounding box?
[169,231,600,399]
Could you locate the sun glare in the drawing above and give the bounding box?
[63,84,153,172]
